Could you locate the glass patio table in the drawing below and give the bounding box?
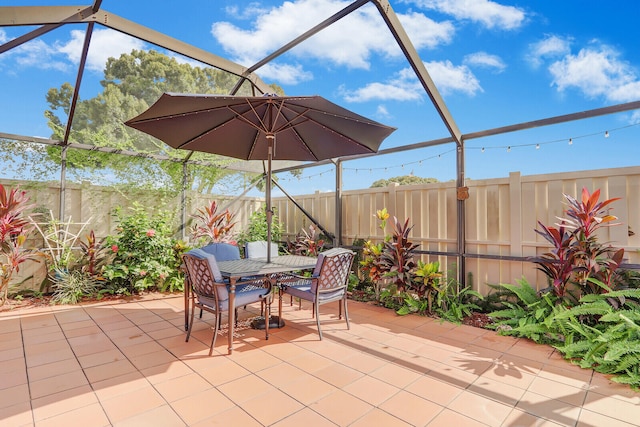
[183,255,317,355]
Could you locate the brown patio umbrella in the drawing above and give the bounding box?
[125,93,396,261]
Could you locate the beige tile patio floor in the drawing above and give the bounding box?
[1,294,639,427]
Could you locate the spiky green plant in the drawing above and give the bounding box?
[51,268,99,304]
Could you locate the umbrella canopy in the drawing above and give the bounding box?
[125,93,396,260]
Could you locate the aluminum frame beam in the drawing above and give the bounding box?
[0,6,271,94]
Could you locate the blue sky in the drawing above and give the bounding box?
[1,0,639,196]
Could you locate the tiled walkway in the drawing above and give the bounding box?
[1,294,639,427]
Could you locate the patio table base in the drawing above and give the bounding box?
[251,315,285,330]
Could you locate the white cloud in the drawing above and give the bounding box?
[409,0,526,30]
[343,60,481,102]
[0,28,145,74]
[5,38,68,71]
[426,60,483,95]
[527,34,571,68]
[395,11,455,51]
[376,104,391,118]
[630,111,640,124]
[224,2,269,19]
[211,0,454,83]
[258,62,314,85]
[548,43,640,103]
[0,29,7,43]
[58,28,145,72]
[464,51,506,72]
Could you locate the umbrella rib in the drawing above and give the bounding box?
[174,114,238,150]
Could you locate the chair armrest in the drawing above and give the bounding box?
[277,274,315,290]
[233,277,273,294]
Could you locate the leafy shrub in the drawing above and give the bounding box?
[237,206,282,250]
[553,289,640,389]
[103,203,186,294]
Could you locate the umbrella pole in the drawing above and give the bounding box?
[266,134,274,263]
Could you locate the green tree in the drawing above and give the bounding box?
[370,175,438,188]
[43,49,285,193]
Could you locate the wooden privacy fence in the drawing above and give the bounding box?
[4,165,640,294]
[273,166,640,295]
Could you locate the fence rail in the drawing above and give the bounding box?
[4,166,640,294]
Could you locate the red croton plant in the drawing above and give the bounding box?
[0,184,38,304]
[533,187,625,300]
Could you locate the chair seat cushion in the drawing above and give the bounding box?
[283,284,344,303]
[201,243,241,261]
[198,283,269,311]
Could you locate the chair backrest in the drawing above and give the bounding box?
[200,242,241,261]
[244,240,279,259]
[312,248,355,293]
[183,250,229,301]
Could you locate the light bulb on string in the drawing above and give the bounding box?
[536,144,540,150]
[569,138,573,145]
[507,146,511,152]
[605,131,609,138]
[481,147,485,153]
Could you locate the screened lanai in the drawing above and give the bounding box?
[1,1,639,288]
[3,3,640,426]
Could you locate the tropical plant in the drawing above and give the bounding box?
[436,270,484,323]
[533,187,624,300]
[360,209,421,303]
[103,203,186,294]
[50,268,99,305]
[285,224,325,256]
[0,184,38,304]
[190,200,237,244]
[487,278,569,344]
[412,260,443,314]
[77,230,110,279]
[379,216,419,295]
[552,289,640,389]
[236,206,283,250]
[360,240,385,299]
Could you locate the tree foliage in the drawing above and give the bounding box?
[41,49,284,193]
[370,175,438,188]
